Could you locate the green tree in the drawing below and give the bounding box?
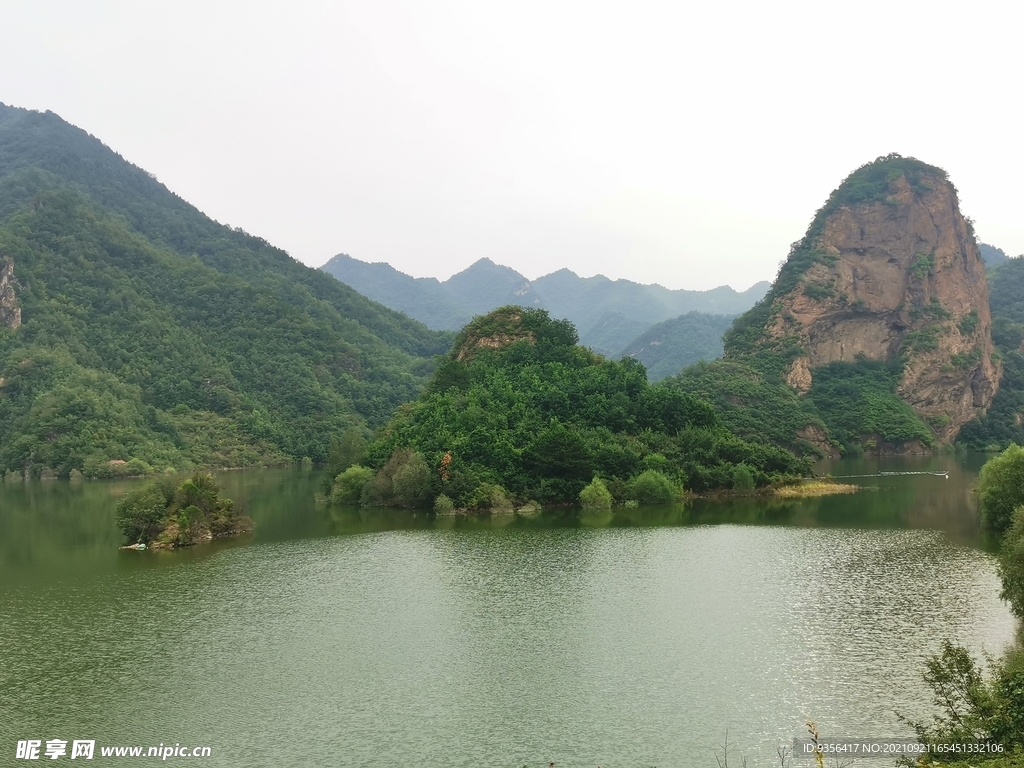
[732,463,756,492]
[433,493,455,515]
[328,429,367,476]
[629,470,677,504]
[998,506,1024,617]
[579,476,613,510]
[330,465,375,505]
[977,445,1024,535]
[115,485,168,544]
[392,452,432,508]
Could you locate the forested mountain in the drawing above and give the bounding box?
[321,253,768,355]
[980,242,1011,266]
[619,312,735,382]
[307,254,468,331]
[0,103,450,477]
[960,256,1024,449]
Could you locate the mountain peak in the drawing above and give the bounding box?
[725,154,999,443]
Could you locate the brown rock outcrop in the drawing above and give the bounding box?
[0,258,21,330]
[453,307,537,362]
[761,161,999,442]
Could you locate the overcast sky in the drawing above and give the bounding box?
[2,0,1021,290]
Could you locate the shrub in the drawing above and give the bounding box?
[392,452,432,508]
[467,482,513,514]
[902,639,1024,756]
[579,477,613,510]
[126,458,154,476]
[900,640,998,750]
[362,448,413,507]
[629,470,677,504]
[487,485,515,515]
[802,280,834,300]
[433,493,455,515]
[330,465,374,505]
[732,463,756,492]
[911,252,934,280]
[977,445,1024,535]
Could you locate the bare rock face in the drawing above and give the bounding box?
[759,160,999,442]
[0,258,21,330]
[453,307,537,362]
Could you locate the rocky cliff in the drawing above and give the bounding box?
[725,155,1000,444]
[0,257,20,329]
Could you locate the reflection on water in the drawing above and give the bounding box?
[0,456,1014,767]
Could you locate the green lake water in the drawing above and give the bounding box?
[0,455,1014,767]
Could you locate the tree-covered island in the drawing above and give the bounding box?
[116,472,251,549]
[327,307,820,512]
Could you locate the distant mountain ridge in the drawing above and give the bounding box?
[321,253,769,355]
[620,312,736,382]
[980,242,1011,266]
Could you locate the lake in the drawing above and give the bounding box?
[0,455,1014,767]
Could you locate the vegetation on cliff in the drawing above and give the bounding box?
[117,472,250,548]
[807,359,934,450]
[0,103,449,477]
[326,307,810,509]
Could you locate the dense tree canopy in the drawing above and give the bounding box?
[0,103,450,477]
[117,472,248,547]
[960,257,1024,451]
[976,445,1024,535]
[335,307,809,508]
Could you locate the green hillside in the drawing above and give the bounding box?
[960,256,1024,450]
[663,360,830,457]
[0,103,450,477]
[620,312,735,381]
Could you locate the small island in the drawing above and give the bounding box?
[116,472,252,549]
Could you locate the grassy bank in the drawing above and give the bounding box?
[773,480,861,498]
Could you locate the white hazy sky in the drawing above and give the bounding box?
[2,0,1021,290]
